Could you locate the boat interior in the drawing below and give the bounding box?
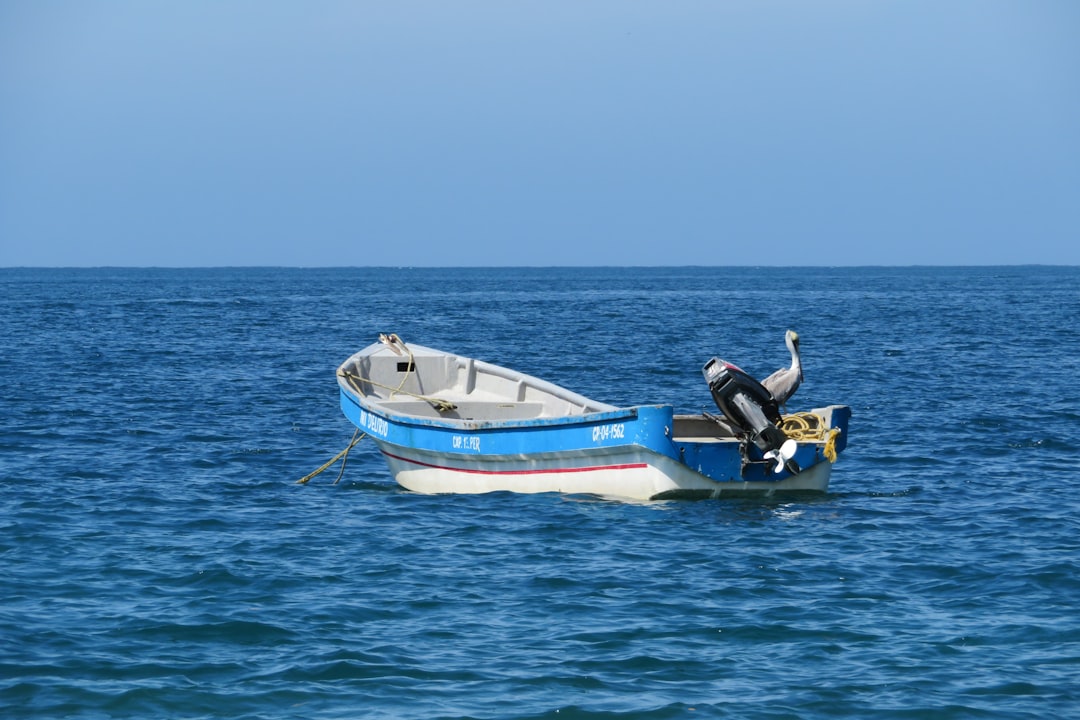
[339,342,618,421]
[672,414,741,441]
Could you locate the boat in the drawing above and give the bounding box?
[337,333,850,501]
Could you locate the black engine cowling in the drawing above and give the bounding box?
[703,357,799,474]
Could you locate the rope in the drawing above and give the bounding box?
[823,428,839,463]
[296,429,366,484]
[779,412,827,440]
[300,334,451,486]
[378,333,456,410]
[339,368,457,412]
[378,332,415,396]
[780,411,842,463]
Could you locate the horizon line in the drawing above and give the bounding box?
[1,263,1077,271]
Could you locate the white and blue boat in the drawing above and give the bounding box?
[338,334,850,501]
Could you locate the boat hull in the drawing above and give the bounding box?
[339,384,848,501]
[376,441,834,500]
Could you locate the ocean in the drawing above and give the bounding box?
[2,266,1078,719]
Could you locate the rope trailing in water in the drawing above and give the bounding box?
[780,411,842,463]
[296,429,366,485]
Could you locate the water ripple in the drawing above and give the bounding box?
[2,267,1080,718]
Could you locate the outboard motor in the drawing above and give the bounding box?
[703,357,800,474]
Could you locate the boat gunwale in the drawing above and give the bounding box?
[339,383,654,432]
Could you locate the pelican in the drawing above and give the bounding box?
[761,330,803,409]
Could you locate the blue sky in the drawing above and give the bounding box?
[1,1,1077,267]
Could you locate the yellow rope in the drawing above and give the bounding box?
[780,412,842,463]
[823,428,840,463]
[296,429,366,484]
[779,412,827,440]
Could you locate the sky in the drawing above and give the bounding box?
[1,1,1078,267]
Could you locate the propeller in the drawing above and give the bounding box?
[764,439,799,475]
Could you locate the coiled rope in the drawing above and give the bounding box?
[780,412,842,463]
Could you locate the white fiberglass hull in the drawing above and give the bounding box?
[375,441,833,501]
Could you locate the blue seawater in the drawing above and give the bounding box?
[2,266,1079,719]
